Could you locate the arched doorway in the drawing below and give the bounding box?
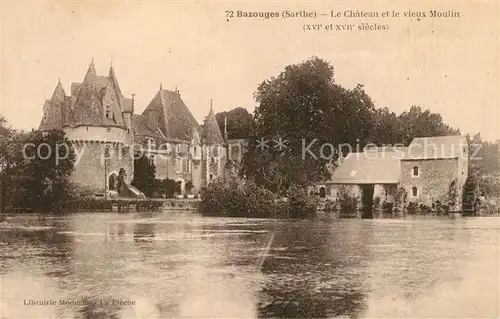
[108,174,117,191]
[319,186,326,198]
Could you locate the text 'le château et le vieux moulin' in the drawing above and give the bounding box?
[228,9,460,20]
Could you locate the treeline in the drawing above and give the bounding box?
[211,56,498,198]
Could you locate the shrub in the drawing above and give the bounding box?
[337,187,358,215]
[373,196,381,212]
[285,184,317,218]
[199,178,315,219]
[407,202,418,214]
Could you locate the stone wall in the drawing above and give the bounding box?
[71,142,134,193]
[400,158,459,208]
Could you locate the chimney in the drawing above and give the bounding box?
[224,116,228,142]
[131,94,135,113]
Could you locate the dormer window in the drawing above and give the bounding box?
[412,166,419,177]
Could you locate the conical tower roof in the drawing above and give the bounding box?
[51,79,66,103]
[83,58,97,83]
[202,100,224,145]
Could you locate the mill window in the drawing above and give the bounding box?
[412,166,419,177]
[412,187,418,197]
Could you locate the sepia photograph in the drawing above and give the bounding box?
[0,1,499,318]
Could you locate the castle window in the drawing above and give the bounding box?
[175,158,182,174]
[186,158,191,173]
[176,144,181,153]
[412,166,419,177]
[412,187,418,197]
[107,127,111,132]
[149,155,155,166]
[209,173,214,180]
[86,126,89,131]
[148,138,156,150]
[106,110,111,118]
[211,157,215,164]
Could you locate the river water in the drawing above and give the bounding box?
[1,211,499,318]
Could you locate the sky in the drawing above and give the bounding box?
[1,1,499,141]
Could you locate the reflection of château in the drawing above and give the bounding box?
[39,59,233,196]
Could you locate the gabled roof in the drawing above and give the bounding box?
[403,135,467,160]
[202,104,224,145]
[142,89,201,142]
[68,60,125,128]
[329,149,406,184]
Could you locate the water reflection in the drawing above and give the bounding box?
[257,220,370,318]
[0,213,499,318]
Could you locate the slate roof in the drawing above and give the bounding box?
[38,100,64,131]
[51,81,66,102]
[202,105,224,145]
[71,83,81,96]
[141,89,201,142]
[132,114,163,144]
[40,60,127,130]
[328,149,406,184]
[403,135,467,160]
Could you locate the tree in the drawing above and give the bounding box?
[215,107,254,140]
[396,106,459,145]
[1,129,76,212]
[0,115,13,139]
[241,57,378,194]
[466,133,500,196]
[131,154,156,197]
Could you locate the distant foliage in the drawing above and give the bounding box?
[467,133,500,197]
[199,178,315,219]
[215,107,253,140]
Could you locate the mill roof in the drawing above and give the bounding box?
[328,148,406,184]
